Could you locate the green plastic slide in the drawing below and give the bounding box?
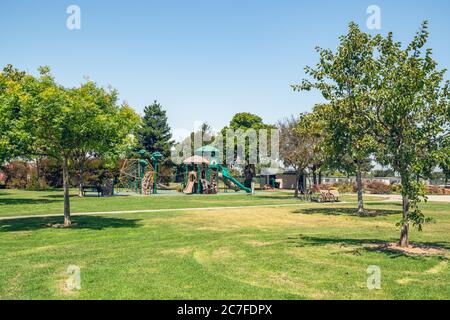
[217,165,252,194]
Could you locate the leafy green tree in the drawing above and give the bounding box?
[295,105,331,186]
[278,115,319,197]
[69,82,140,197]
[371,22,450,247]
[293,22,378,214]
[222,112,275,187]
[138,101,174,158]
[11,67,139,226]
[0,65,34,164]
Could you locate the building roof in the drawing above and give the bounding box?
[260,167,283,176]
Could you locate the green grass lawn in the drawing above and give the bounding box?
[0,189,449,299]
[0,188,377,218]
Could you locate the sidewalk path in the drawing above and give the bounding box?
[369,194,450,203]
[1,195,447,221]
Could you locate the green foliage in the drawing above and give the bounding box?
[293,23,377,172]
[371,21,450,231]
[278,115,319,191]
[138,101,173,158]
[221,112,276,165]
[0,65,140,224]
[0,65,35,163]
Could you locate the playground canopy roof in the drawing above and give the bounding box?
[195,145,220,153]
[183,155,210,164]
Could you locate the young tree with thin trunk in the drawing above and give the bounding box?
[293,23,378,214]
[18,67,139,226]
[278,115,319,197]
[371,22,450,247]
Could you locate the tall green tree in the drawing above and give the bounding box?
[371,22,450,247]
[293,22,378,214]
[222,112,275,187]
[138,101,173,158]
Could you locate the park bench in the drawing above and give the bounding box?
[81,185,103,197]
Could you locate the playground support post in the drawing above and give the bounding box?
[153,159,158,194]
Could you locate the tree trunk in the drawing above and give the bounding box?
[244,164,255,188]
[78,161,84,197]
[35,157,41,189]
[312,165,317,186]
[356,162,364,215]
[62,157,72,227]
[399,195,410,247]
[318,171,322,185]
[294,172,300,198]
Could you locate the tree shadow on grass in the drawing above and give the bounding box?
[366,202,403,207]
[292,207,400,217]
[44,194,80,199]
[0,198,62,206]
[286,234,450,259]
[0,215,142,232]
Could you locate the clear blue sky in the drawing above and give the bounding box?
[1,0,449,138]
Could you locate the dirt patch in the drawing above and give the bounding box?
[46,223,78,228]
[370,242,447,256]
[426,260,448,274]
[396,278,420,285]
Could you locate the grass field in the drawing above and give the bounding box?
[0,189,449,299]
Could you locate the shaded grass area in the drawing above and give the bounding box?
[0,188,382,218]
[0,194,449,300]
[0,189,294,218]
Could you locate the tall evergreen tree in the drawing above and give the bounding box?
[139,101,173,157]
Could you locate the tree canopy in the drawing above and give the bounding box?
[138,101,173,158]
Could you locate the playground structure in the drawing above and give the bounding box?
[116,150,163,195]
[116,146,252,196]
[182,147,252,195]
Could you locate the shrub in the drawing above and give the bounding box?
[426,185,444,195]
[333,182,356,193]
[390,184,402,194]
[4,161,30,189]
[365,181,392,194]
[40,158,63,187]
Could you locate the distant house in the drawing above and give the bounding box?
[322,176,401,186]
[259,169,403,190]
